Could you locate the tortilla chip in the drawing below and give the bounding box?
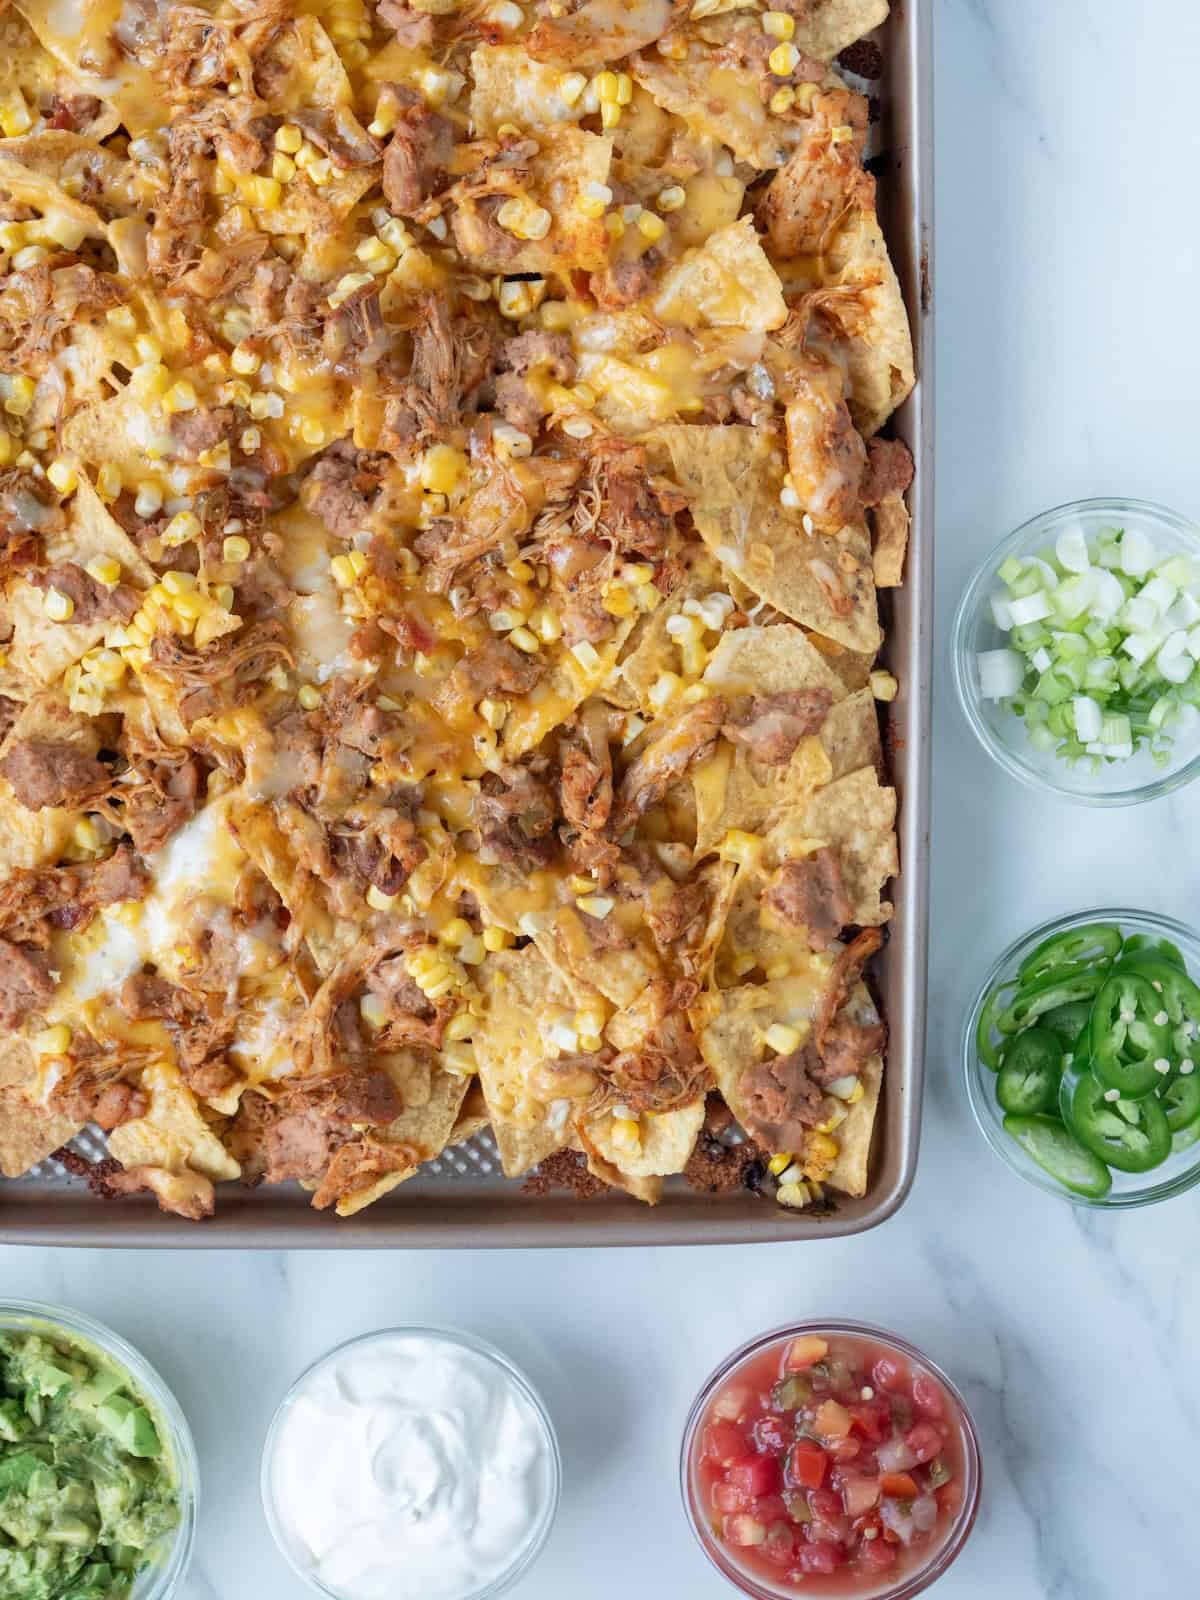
[821,688,882,778]
[469,44,586,135]
[630,47,807,170]
[541,902,661,1009]
[650,425,880,653]
[653,218,787,333]
[0,1086,80,1179]
[0,1038,80,1178]
[0,132,137,220]
[699,965,880,1196]
[694,736,832,858]
[333,1054,471,1216]
[702,623,849,701]
[871,497,910,587]
[107,1063,242,1185]
[618,559,729,708]
[473,947,582,1177]
[773,766,897,925]
[447,1080,491,1148]
[227,798,351,974]
[584,1098,705,1179]
[792,0,891,60]
[813,210,916,437]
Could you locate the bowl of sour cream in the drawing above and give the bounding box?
[261,1327,561,1600]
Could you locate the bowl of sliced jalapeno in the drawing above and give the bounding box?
[964,910,1200,1206]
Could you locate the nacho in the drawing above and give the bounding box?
[651,424,881,653]
[0,0,908,1222]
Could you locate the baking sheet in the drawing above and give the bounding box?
[0,0,933,1247]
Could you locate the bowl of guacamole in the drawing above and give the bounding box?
[0,1302,197,1600]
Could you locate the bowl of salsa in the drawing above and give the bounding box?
[681,1322,981,1599]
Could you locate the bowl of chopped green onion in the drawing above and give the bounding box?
[952,498,1200,803]
[964,909,1200,1208]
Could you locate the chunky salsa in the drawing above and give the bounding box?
[691,1331,967,1594]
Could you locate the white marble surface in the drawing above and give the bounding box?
[5,2,1200,1596]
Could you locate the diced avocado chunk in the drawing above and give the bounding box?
[96,1396,162,1459]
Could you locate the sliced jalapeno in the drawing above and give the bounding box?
[996,1028,1063,1115]
[1002,1113,1113,1199]
[1089,974,1172,1098]
[976,979,1016,1070]
[1017,923,1122,985]
[1113,955,1200,1065]
[1161,1073,1200,1134]
[1118,934,1185,969]
[1039,999,1094,1049]
[1064,1072,1172,1173]
[997,968,1105,1035]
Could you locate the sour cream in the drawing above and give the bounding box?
[265,1331,558,1600]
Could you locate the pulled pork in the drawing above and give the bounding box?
[612,698,725,832]
[0,938,53,1028]
[478,764,557,870]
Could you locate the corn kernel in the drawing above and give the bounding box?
[571,639,601,672]
[508,626,540,654]
[636,211,666,244]
[478,697,508,730]
[528,606,562,643]
[599,101,621,129]
[275,123,303,153]
[611,1115,641,1153]
[496,198,552,241]
[307,156,333,186]
[765,1022,802,1055]
[616,72,633,104]
[558,71,588,106]
[420,443,468,495]
[330,554,358,588]
[43,588,75,622]
[222,534,251,564]
[360,993,388,1028]
[4,375,35,416]
[770,86,796,115]
[0,91,33,139]
[656,185,687,215]
[577,180,613,219]
[242,175,282,209]
[89,649,126,686]
[84,556,122,591]
[162,380,198,414]
[214,583,235,611]
[444,1010,476,1042]
[230,344,260,376]
[762,10,796,39]
[576,894,614,919]
[271,152,297,183]
[768,42,800,75]
[768,1152,795,1177]
[831,123,854,144]
[870,670,899,702]
[35,1024,72,1056]
[47,459,79,495]
[482,925,513,952]
[163,511,201,547]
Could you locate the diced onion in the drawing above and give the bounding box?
[977,648,1025,700]
[1072,695,1102,741]
[1119,526,1156,577]
[1089,570,1125,620]
[989,591,1014,630]
[1008,591,1051,626]
[1141,575,1178,614]
[1055,526,1090,573]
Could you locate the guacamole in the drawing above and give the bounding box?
[0,1328,180,1600]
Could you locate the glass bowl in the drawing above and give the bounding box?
[0,1299,198,1600]
[964,907,1200,1208]
[951,497,1200,805]
[681,1319,982,1600]
[261,1326,561,1600]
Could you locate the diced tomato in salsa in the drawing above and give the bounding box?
[692,1332,966,1594]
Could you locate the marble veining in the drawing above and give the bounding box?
[3,1,1198,1594]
